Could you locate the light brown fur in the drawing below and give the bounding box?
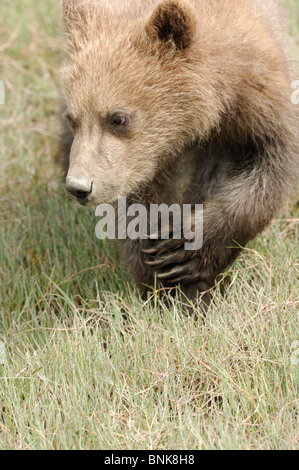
[60,0,299,309]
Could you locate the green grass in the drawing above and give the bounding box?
[0,0,298,450]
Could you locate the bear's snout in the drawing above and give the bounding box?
[66,176,93,203]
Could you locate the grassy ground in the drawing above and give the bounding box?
[0,0,298,450]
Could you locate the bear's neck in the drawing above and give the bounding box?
[128,144,200,208]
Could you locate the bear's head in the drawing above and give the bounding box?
[61,0,216,206]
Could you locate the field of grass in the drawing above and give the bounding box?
[0,0,298,450]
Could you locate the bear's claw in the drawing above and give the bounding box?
[143,235,212,285]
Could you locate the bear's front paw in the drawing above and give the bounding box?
[142,237,211,285]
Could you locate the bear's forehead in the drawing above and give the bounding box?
[64,42,150,83]
[62,32,190,119]
[63,53,145,105]
[62,43,179,107]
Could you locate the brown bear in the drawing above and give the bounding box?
[59,0,299,309]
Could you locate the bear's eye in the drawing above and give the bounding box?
[107,112,131,136]
[111,113,127,126]
[66,113,77,130]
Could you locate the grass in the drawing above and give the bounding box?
[0,0,298,450]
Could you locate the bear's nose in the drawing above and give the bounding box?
[66,176,93,200]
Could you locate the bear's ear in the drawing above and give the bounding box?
[145,0,196,51]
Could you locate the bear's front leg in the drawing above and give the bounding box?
[141,206,244,310]
[142,229,214,312]
[143,224,213,286]
[142,204,234,292]
[142,147,293,307]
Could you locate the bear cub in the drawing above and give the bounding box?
[60,0,298,309]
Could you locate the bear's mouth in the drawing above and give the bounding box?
[76,196,90,206]
[68,192,93,207]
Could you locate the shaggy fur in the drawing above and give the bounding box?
[59,0,299,309]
